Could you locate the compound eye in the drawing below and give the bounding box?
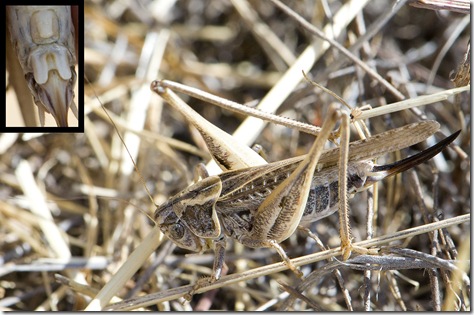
[169,222,185,240]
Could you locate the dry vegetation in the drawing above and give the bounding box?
[1,0,470,311]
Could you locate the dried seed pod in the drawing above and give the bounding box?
[6,5,78,127]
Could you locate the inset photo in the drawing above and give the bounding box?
[3,3,83,132]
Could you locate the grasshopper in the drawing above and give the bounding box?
[149,80,460,299]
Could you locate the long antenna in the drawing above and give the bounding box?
[84,75,156,207]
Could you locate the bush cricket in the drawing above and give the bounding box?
[85,76,461,309]
[79,0,468,312]
[1,1,468,311]
[147,80,460,300]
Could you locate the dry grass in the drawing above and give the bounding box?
[0,0,470,311]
